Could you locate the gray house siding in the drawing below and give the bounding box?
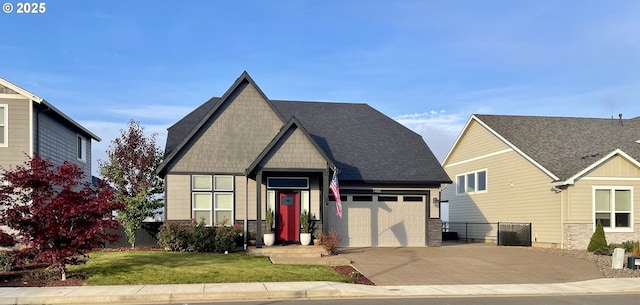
[168,81,282,174]
[36,110,92,181]
[0,97,31,169]
[259,127,328,170]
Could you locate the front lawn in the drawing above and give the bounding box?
[69,251,350,286]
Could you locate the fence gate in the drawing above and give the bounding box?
[497,222,532,246]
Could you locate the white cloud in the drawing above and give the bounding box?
[394,111,467,162]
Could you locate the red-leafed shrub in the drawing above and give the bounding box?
[0,156,125,281]
[321,229,342,255]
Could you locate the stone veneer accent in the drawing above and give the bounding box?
[563,223,640,250]
[428,219,442,247]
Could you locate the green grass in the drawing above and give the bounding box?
[69,251,350,286]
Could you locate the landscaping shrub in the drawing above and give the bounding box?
[157,221,190,252]
[321,229,341,255]
[593,244,614,256]
[187,220,216,252]
[621,240,640,253]
[158,219,242,253]
[0,231,16,248]
[0,251,16,272]
[214,224,243,253]
[587,220,608,254]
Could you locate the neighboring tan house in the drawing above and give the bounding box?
[0,77,100,181]
[442,114,640,249]
[157,72,451,247]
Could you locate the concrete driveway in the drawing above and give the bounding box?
[340,243,602,286]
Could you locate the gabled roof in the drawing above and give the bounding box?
[159,73,451,185]
[245,116,335,176]
[157,71,285,174]
[453,114,640,184]
[0,77,101,141]
[271,100,450,184]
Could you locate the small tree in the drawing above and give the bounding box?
[0,156,124,281]
[587,220,608,253]
[99,120,164,248]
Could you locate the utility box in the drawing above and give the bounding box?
[627,256,640,269]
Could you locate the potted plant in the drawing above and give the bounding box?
[248,231,257,247]
[299,209,312,246]
[263,207,275,246]
[313,231,322,246]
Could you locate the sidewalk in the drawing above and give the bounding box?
[1,278,640,305]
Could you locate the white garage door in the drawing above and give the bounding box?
[329,194,426,247]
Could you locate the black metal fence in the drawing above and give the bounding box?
[442,221,532,247]
[497,222,532,247]
[442,222,497,243]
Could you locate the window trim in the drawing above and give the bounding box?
[192,174,235,226]
[214,175,234,191]
[267,177,309,189]
[192,192,212,225]
[592,186,634,232]
[456,169,488,195]
[77,135,87,162]
[0,104,7,147]
[192,175,213,191]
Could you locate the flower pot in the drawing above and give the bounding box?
[263,233,275,246]
[300,233,312,246]
[313,239,321,246]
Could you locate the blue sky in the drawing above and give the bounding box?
[2,0,640,175]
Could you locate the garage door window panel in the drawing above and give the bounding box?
[353,195,373,202]
[378,195,398,202]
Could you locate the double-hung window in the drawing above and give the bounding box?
[456,170,487,195]
[192,175,234,226]
[0,105,7,147]
[594,187,633,231]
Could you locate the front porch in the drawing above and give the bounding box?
[247,245,351,266]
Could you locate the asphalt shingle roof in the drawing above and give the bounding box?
[474,114,640,182]
[164,98,451,185]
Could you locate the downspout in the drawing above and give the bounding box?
[33,104,51,155]
[34,106,39,155]
[256,171,263,247]
[244,176,248,250]
[560,186,565,249]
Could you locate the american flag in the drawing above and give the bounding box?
[330,170,342,219]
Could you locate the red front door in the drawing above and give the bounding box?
[277,192,300,242]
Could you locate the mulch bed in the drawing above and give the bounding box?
[332,265,375,285]
[0,265,84,287]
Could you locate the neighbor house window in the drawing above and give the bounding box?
[77,135,86,162]
[594,187,633,231]
[456,170,487,194]
[192,175,234,226]
[0,105,7,147]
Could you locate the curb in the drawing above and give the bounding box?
[1,279,640,305]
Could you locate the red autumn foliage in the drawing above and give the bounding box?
[0,156,125,280]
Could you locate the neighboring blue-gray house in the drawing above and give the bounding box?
[0,77,100,180]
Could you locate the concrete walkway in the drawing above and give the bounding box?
[1,279,640,304]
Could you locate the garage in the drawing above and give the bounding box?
[329,194,427,247]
